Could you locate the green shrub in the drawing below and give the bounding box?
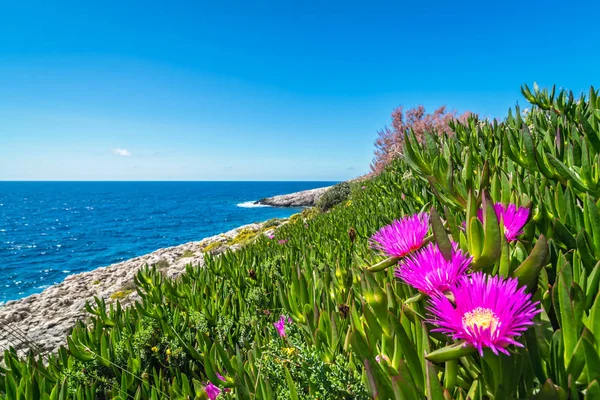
[289,213,302,224]
[300,206,321,220]
[263,218,281,228]
[228,228,259,245]
[316,182,351,211]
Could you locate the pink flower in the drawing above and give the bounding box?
[427,272,540,356]
[278,239,288,245]
[205,382,221,400]
[205,373,228,399]
[267,234,274,239]
[370,213,429,258]
[478,203,529,242]
[274,315,291,337]
[361,186,366,190]
[375,354,390,363]
[395,242,471,295]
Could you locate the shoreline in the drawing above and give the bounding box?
[0,185,331,357]
[0,219,285,357]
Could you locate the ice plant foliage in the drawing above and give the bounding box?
[427,272,540,356]
[6,85,600,399]
[395,242,472,295]
[370,213,429,257]
[478,203,529,241]
[274,315,291,337]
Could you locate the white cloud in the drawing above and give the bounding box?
[111,148,132,157]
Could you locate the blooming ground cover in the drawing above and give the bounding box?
[2,84,600,398]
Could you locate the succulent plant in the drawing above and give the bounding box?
[3,84,600,399]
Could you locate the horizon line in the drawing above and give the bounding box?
[0,179,343,183]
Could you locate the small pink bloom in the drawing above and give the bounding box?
[205,382,221,400]
[395,242,471,295]
[267,234,274,239]
[427,272,540,356]
[274,315,291,337]
[375,354,390,363]
[205,373,229,399]
[278,239,288,245]
[477,203,529,241]
[361,186,366,190]
[370,213,429,258]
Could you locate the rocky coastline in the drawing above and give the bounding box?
[255,186,331,207]
[0,220,284,358]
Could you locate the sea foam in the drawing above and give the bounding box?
[236,201,270,208]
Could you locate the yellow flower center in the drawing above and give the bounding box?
[462,307,499,333]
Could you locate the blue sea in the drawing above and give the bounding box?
[0,181,335,302]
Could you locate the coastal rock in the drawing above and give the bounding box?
[256,186,330,207]
[0,220,281,359]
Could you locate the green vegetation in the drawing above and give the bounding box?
[262,218,281,228]
[91,280,100,285]
[288,213,302,224]
[317,182,351,211]
[228,228,260,246]
[256,324,368,399]
[202,240,223,254]
[109,289,134,300]
[179,250,196,259]
[2,85,600,398]
[153,259,170,269]
[300,206,320,220]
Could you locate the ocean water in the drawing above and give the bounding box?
[0,181,335,302]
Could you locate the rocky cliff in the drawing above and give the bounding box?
[0,221,282,358]
[256,186,330,207]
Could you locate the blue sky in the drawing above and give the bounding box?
[0,1,598,181]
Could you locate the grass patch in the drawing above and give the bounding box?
[179,250,195,259]
[153,259,170,269]
[110,289,134,300]
[203,241,223,253]
[92,280,101,285]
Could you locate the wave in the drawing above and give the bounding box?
[236,201,270,208]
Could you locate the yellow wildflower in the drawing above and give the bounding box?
[283,347,296,356]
